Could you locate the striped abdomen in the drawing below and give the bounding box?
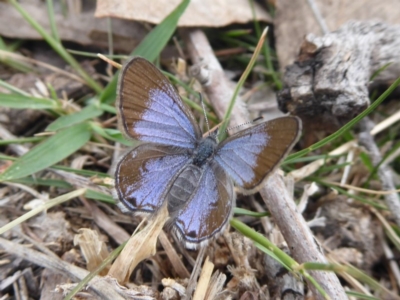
[167,165,202,214]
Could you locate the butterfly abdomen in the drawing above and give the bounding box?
[167,165,202,214]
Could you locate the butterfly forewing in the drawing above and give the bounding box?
[172,161,234,249]
[215,116,301,193]
[115,143,190,213]
[117,57,202,148]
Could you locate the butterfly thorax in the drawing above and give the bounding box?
[167,133,218,215]
[192,133,218,167]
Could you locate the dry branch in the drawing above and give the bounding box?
[0,237,125,300]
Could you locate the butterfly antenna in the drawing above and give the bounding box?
[226,116,264,133]
[199,92,210,132]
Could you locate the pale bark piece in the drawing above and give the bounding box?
[0,0,147,52]
[275,0,400,70]
[278,21,400,130]
[95,0,271,27]
[264,247,304,299]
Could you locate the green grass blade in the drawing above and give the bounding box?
[0,79,31,96]
[0,122,91,181]
[249,0,282,89]
[233,207,269,217]
[0,93,58,109]
[0,45,32,73]
[64,241,127,300]
[0,136,44,146]
[46,105,103,131]
[0,153,110,178]
[11,177,72,188]
[85,189,115,204]
[99,0,190,104]
[46,0,60,42]
[90,124,136,146]
[231,218,329,298]
[303,262,396,298]
[345,291,380,300]
[218,27,268,139]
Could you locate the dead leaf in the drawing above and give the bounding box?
[95,0,271,27]
[74,228,110,275]
[0,0,147,52]
[108,204,169,284]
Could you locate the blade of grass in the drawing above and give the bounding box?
[0,122,91,181]
[0,93,59,109]
[85,189,115,204]
[231,218,329,298]
[46,104,103,131]
[0,39,32,73]
[0,79,30,96]
[64,241,127,300]
[0,136,44,145]
[90,124,136,146]
[345,291,380,300]
[8,0,102,93]
[0,188,86,235]
[99,0,190,104]
[218,27,269,139]
[282,153,344,164]
[98,103,117,114]
[286,75,400,162]
[316,180,387,210]
[11,177,72,188]
[233,207,269,217]
[45,0,60,43]
[303,262,396,298]
[249,0,282,89]
[0,153,110,178]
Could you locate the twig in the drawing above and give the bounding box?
[381,234,400,289]
[0,237,124,300]
[182,28,347,299]
[184,246,207,300]
[305,0,329,34]
[192,256,214,300]
[358,118,400,227]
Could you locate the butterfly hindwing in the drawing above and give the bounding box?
[172,161,234,249]
[115,143,190,213]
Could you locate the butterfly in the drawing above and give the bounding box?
[114,57,302,249]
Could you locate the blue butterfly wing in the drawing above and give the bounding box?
[172,161,234,248]
[115,143,190,213]
[215,116,301,193]
[117,57,202,149]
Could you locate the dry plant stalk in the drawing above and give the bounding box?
[108,204,169,283]
[192,256,214,300]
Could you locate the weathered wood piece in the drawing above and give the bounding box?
[278,21,400,130]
